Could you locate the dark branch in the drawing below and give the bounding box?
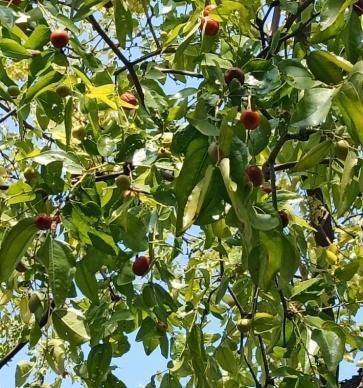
[87,15,145,106]
[0,301,54,370]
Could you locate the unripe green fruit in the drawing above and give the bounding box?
[56,84,72,98]
[115,175,131,191]
[237,318,252,333]
[8,85,21,97]
[72,127,87,141]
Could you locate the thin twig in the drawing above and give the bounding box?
[141,0,160,49]
[0,107,16,124]
[258,335,273,387]
[113,47,177,76]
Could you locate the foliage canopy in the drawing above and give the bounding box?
[0,0,362,387]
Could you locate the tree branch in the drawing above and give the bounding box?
[0,107,16,124]
[141,0,161,49]
[87,15,145,106]
[155,67,204,78]
[0,301,54,370]
[258,334,273,387]
[113,47,177,76]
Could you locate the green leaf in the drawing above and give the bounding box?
[179,165,214,234]
[292,140,332,172]
[0,6,15,29]
[114,0,132,48]
[249,207,280,231]
[291,88,335,128]
[6,180,36,205]
[52,309,90,346]
[0,38,32,60]
[175,138,210,235]
[187,118,219,136]
[15,361,34,387]
[215,345,238,373]
[0,218,38,282]
[41,238,75,307]
[306,51,343,85]
[259,231,283,290]
[290,278,321,298]
[219,158,251,240]
[187,325,208,386]
[75,260,99,303]
[248,116,271,155]
[24,71,63,103]
[337,151,358,217]
[160,374,182,388]
[312,323,345,372]
[24,25,50,50]
[87,343,112,384]
[89,230,118,255]
[32,150,83,174]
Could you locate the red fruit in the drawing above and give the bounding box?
[35,214,53,230]
[354,0,363,16]
[240,110,261,130]
[245,165,263,187]
[200,17,220,36]
[8,0,21,5]
[120,92,138,108]
[132,256,151,276]
[203,4,216,16]
[224,68,245,85]
[50,30,69,49]
[279,210,289,228]
[261,183,272,194]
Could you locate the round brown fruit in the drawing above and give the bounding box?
[132,255,151,276]
[279,210,289,228]
[35,214,53,230]
[261,183,272,194]
[240,110,261,130]
[208,142,224,163]
[8,0,21,5]
[120,92,138,108]
[50,30,69,49]
[245,165,263,187]
[115,175,131,191]
[24,167,37,181]
[156,320,168,333]
[203,4,216,16]
[200,17,220,36]
[237,318,252,333]
[104,0,113,8]
[56,84,72,98]
[335,139,349,160]
[8,85,20,97]
[72,127,87,141]
[224,67,245,85]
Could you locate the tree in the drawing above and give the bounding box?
[0,0,362,386]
